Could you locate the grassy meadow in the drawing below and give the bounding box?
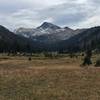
[0,53,100,100]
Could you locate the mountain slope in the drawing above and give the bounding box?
[0,25,33,52]
[32,28,74,43]
[59,26,100,52]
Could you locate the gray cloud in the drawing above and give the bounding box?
[0,0,100,30]
[37,1,96,28]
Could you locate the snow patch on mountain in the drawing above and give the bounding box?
[15,22,83,42]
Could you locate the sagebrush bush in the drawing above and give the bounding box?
[28,57,32,61]
[95,58,100,67]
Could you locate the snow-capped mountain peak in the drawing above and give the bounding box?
[15,22,80,43]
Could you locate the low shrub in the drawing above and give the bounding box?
[95,58,100,67]
[28,57,32,61]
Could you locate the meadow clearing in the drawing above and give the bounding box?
[0,54,100,100]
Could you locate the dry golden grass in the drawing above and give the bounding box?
[0,55,100,100]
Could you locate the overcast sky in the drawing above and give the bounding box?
[0,0,100,30]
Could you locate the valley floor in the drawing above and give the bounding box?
[0,55,100,100]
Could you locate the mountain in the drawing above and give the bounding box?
[15,22,61,37]
[15,22,77,43]
[59,26,100,52]
[1,24,100,53]
[0,25,33,52]
[10,21,100,52]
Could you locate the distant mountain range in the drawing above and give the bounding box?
[0,22,100,53]
[15,22,85,43]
